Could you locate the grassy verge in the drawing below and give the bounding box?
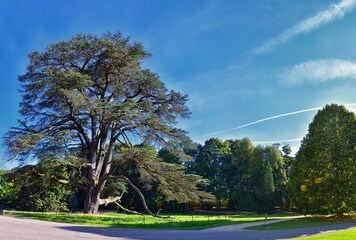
[4,210,298,230]
[247,215,356,230]
[291,229,356,240]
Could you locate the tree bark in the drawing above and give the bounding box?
[83,186,101,214]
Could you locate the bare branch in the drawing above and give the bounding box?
[124,176,168,218]
[98,192,124,206]
[114,201,144,215]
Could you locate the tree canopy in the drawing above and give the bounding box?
[4,32,211,214]
[189,137,289,212]
[290,104,356,215]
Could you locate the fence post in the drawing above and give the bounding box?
[264,213,267,225]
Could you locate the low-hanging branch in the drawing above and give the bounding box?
[123,176,168,218]
[114,201,144,216]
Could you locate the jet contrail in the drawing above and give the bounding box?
[205,103,356,137]
[253,0,356,55]
[252,138,303,144]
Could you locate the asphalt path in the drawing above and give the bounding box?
[0,215,355,240]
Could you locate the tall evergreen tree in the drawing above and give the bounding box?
[4,32,211,214]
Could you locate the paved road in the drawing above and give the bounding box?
[0,215,355,240]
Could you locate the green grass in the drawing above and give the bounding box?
[4,210,298,230]
[291,229,356,240]
[247,215,356,230]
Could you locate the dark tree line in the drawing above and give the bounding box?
[187,138,292,212]
[1,137,292,213]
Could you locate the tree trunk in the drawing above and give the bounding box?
[84,145,101,214]
[83,187,101,214]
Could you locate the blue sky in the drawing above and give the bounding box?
[1,0,356,169]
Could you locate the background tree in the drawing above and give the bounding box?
[187,137,288,212]
[225,138,253,209]
[157,143,206,211]
[280,144,293,210]
[0,170,11,208]
[0,170,7,198]
[281,144,293,179]
[264,145,288,210]
[0,162,73,211]
[290,104,356,215]
[243,146,275,212]
[189,138,230,208]
[4,32,211,214]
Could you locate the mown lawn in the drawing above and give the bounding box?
[291,229,356,240]
[247,215,356,230]
[4,210,298,230]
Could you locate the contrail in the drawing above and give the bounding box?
[253,0,356,55]
[205,103,356,137]
[252,138,303,144]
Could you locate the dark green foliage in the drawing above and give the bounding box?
[189,138,230,207]
[158,141,198,164]
[189,137,289,212]
[1,163,73,211]
[290,104,356,215]
[224,138,253,209]
[281,144,293,209]
[32,187,71,212]
[0,170,11,208]
[158,148,181,164]
[245,146,275,212]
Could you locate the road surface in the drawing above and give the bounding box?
[0,215,355,240]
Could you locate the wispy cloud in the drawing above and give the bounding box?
[253,0,356,55]
[204,103,356,137]
[280,58,356,85]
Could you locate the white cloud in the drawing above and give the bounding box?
[253,0,356,55]
[280,59,356,85]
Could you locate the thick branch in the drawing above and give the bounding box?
[64,96,91,146]
[98,192,124,206]
[124,176,167,218]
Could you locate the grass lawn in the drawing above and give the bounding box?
[4,210,298,230]
[291,229,356,240]
[247,215,356,230]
